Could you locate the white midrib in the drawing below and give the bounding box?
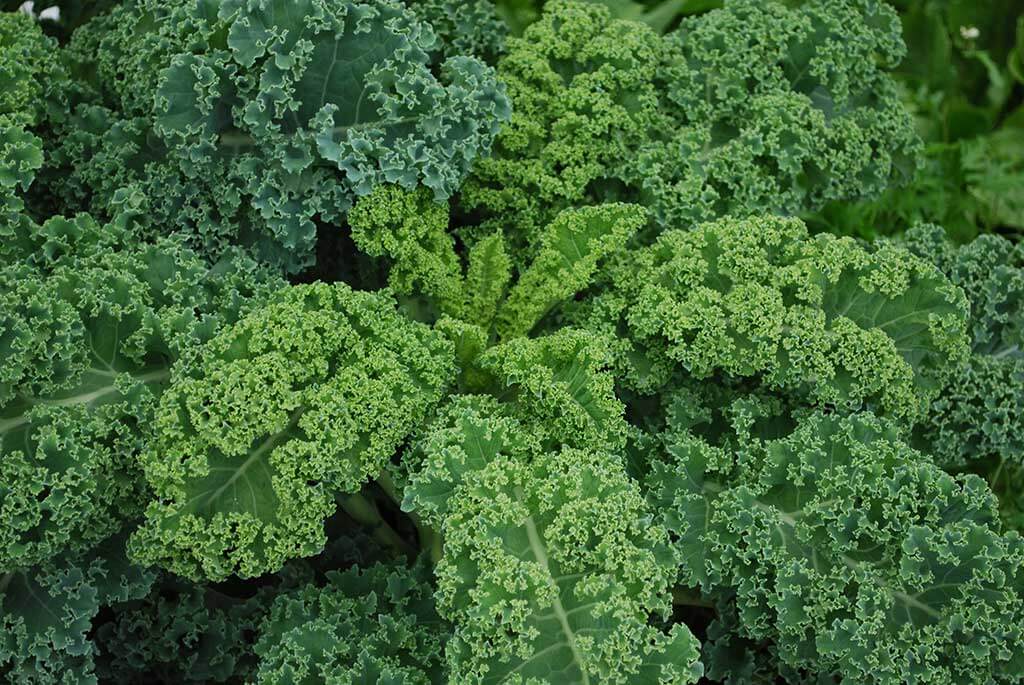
[218,116,421,150]
[991,344,1020,360]
[0,368,170,435]
[0,571,59,622]
[199,408,304,510]
[516,486,591,685]
[839,555,941,619]
[772,503,941,620]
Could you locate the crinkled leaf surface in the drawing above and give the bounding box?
[131,283,454,580]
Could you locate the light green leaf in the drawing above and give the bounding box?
[131,282,455,580]
[496,204,646,339]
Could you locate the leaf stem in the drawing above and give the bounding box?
[376,471,443,563]
[339,491,414,558]
[375,470,401,506]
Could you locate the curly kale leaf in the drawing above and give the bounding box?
[0,210,282,573]
[899,225,1024,531]
[94,577,270,684]
[461,0,672,257]
[493,203,646,339]
[0,533,156,684]
[0,11,65,129]
[253,561,447,684]
[701,598,840,685]
[814,129,1024,243]
[649,408,1024,685]
[0,11,66,228]
[349,184,644,341]
[474,329,628,453]
[902,225,1024,465]
[95,520,404,684]
[348,184,467,318]
[579,214,969,423]
[633,0,920,228]
[462,0,919,258]
[404,396,702,685]
[49,0,510,273]
[405,0,507,63]
[130,282,455,581]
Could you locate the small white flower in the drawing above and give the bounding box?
[17,2,59,20]
[960,25,980,40]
